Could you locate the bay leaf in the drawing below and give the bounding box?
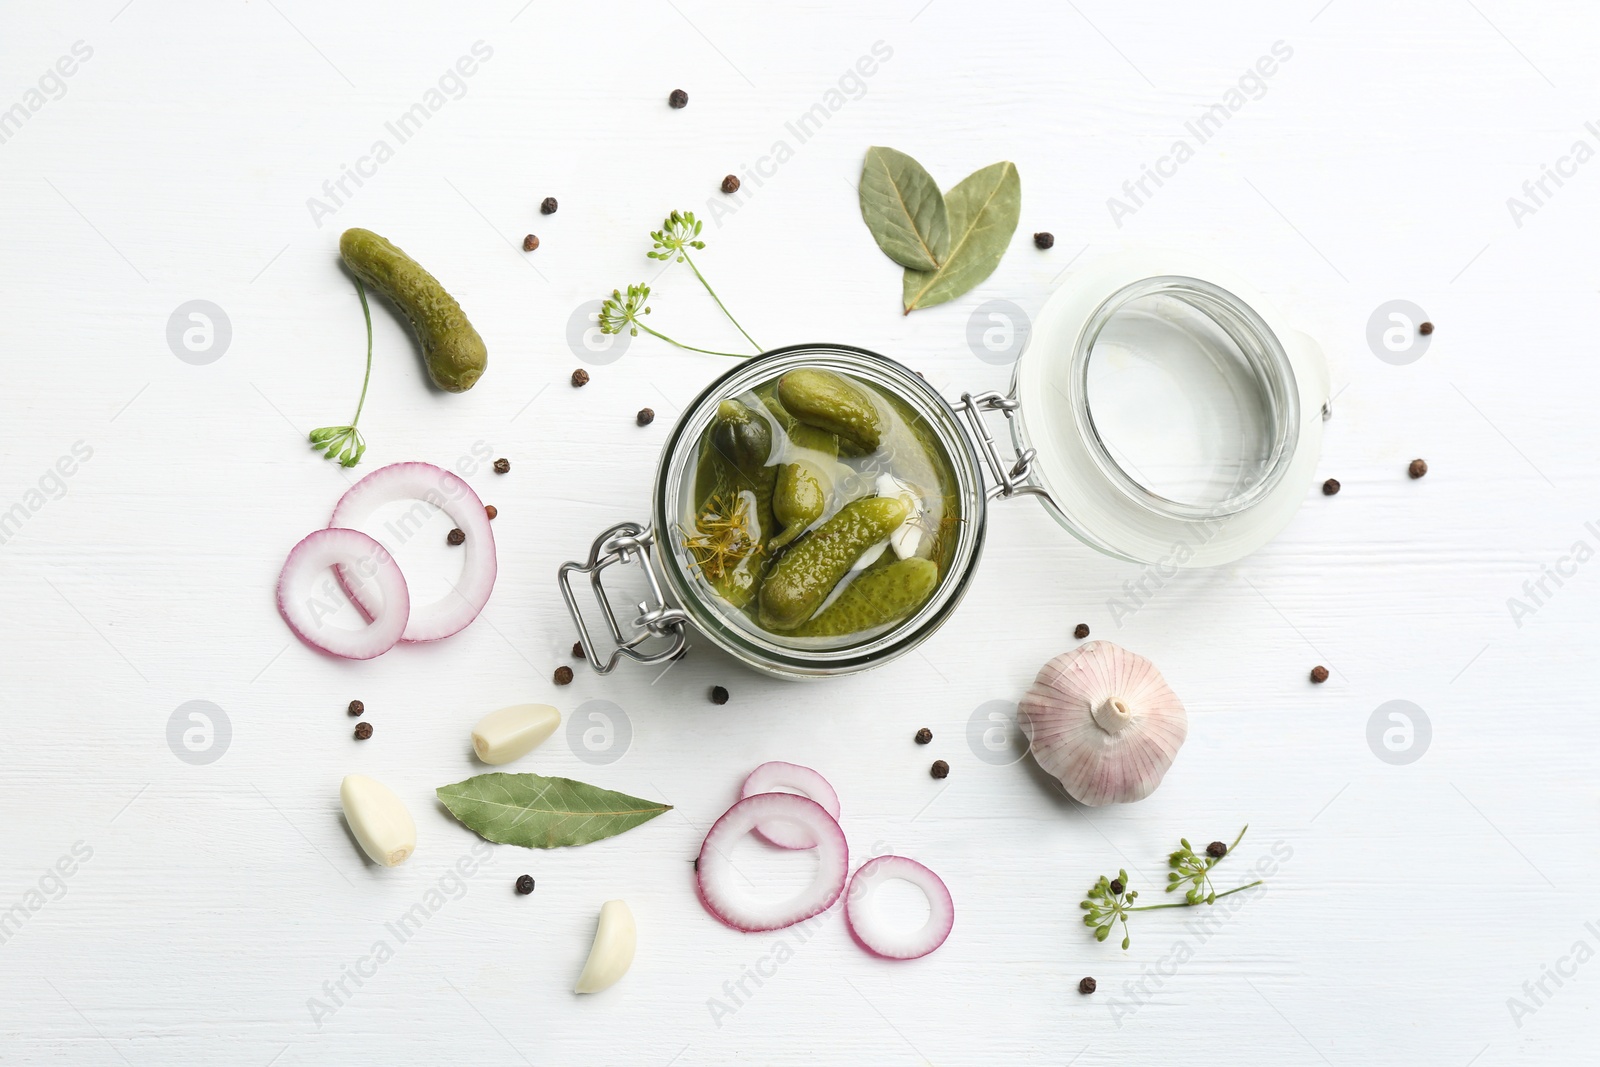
[436,772,671,849]
[901,161,1021,314]
[859,146,950,272]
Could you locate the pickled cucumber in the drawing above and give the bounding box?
[758,496,908,631]
[709,400,771,472]
[770,460,826,552]
[339,228,487,392]
[688,401,780,607]
[701,401,777,535]
[755,387,842,457]
[777,368,883,453]
[794,558,938,637]
[681,365,958,646]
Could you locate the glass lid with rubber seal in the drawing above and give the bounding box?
[1008,250,1330,566]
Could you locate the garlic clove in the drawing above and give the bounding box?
[574,899,636,994]
[1017,641,1188,807]
[888,522,922,560]
[876,472,926,559]
[848,540,890,574]
[472,703,561,765]
[340,774,416,866]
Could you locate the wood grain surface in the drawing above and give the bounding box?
[1,1,1594,1063]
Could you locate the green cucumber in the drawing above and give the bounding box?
[758,496,908,631]
[777,368,883,453]
[769,460,827,552]
[794,558,939,637]
[339,228,487,393]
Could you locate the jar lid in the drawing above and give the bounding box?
[1013,250,1329,567]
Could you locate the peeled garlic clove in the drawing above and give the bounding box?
[876,472,926,560]
[574,900,636,994]
[472,704,560,765]
[1017,641,1188,807]
[888,522,922,560]
[340,774,416,866]
[847,540,889,574]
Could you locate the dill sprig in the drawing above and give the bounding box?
[681,492,761,580]
[308,276,373,467]
[1080,826,1263,949]
[599,210,761,358]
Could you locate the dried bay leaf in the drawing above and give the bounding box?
[859,146,950,272]
[902,161,1021,313]
[436,772,671,849]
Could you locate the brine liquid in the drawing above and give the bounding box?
[678,369,960,648]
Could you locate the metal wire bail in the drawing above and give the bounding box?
[558,522,689,674]
[953,391,1053,504]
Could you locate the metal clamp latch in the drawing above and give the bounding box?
[558,522,689,675]
[954,391,1051,503]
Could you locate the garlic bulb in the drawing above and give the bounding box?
[1017,642,1187,806]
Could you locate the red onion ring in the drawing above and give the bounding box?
[695,793,849,933]
[277,528,409,660]
[844,855,954,960]
[740,762,842,850]
[330,462,496,642]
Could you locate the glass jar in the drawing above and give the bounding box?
[560,250,1329,679]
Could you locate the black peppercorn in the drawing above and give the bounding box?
[930,760,950,779]
[347,699,364,717]
[1073,623,1090,640]
[710,685,729,705]
[522,234,539,252]
[1310,665,1329,684]
[1409,458,1428,479]
[1078,977,1097,995]
[1419,321,1434,336]
[1108,879,1124,895]
[637,407,655,426]
[540,197,558,215]
[668,88,688,108]
[354,721,373,740]
[572,641,585,659]
[447,528,465,546]
[571,368,590,387]
[1322,478,1340,496]
[554,666,574,686]
[515,874,535,894]
[493,458,510,474]
[914,727,933,745]
[1034,232,1055,249]
[1206,841,1228,859]
[721,174,741,194]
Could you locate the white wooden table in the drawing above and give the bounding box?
[2,1,1593,1062]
